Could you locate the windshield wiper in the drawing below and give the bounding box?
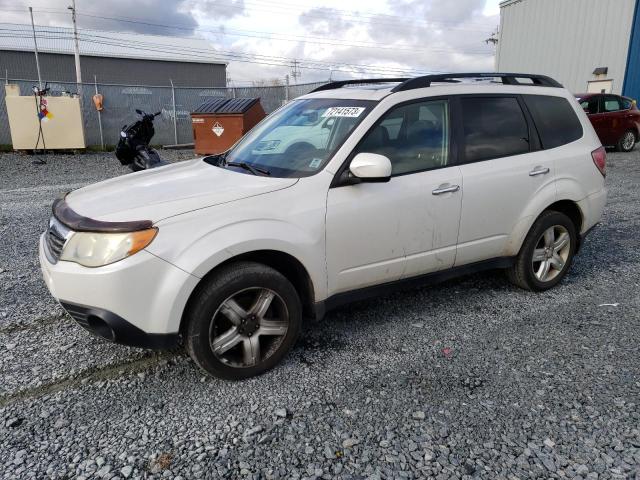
[225,161,271,176]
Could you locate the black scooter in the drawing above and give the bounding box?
[115,109,168,171]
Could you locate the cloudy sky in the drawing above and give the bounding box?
[1,0,501,85]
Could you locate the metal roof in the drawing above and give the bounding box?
[0,23,225,65]
[193,98,260,114]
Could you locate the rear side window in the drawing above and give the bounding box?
[603,95,622,112]
[460,96,529,163]
[524,95,583,149]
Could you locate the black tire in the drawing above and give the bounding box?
[616,129,637,152]
[185,261,302,380]
[507,211,577,291]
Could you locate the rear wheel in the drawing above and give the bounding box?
[507,211,577,291]
[185,262,301,380]
[617,130,637,152]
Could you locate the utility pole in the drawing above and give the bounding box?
[485,26,500,71]
[29,7,43,90]
[169,78,178,145]
[285,74,290,104]
[290,59,301,85]
[485,27,499,47]
[68,0,83,102]
[94,75,104,150]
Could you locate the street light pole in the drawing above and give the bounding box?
[29,7,43,90]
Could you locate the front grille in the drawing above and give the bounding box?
[45,216,71,263]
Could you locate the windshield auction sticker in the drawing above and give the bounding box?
[322,107,366,118]
[309,158,323,169]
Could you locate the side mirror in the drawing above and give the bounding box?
[349,153,392,183]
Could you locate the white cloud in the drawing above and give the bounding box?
[1,0,500,85]
[216,0,500,84]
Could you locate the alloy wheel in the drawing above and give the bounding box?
[209,287,289,368]
[622,131,635,151]
[531,225,571,282]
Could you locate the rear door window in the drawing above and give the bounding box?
[459,96,530,163]
[524,95,583,149]
[603,95,622,112]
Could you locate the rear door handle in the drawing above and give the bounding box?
[432,184,460,195]
[529,167,550,177]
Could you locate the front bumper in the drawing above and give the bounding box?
[60,301,179,349]
[39,234,199,349]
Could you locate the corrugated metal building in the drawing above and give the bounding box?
[496,0,640,99]
[0,24,227,87]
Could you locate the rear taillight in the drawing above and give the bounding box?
[591,146,606,177]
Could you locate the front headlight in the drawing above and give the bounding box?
[60,228,158,267]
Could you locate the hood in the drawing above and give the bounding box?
[65,159,298,223]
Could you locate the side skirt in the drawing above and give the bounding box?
[313,257,515,319]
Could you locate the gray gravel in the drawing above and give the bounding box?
[1,149,639,479]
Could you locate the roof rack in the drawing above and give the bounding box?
[310,73,563,94]
[311,78,409,93]
[391,73,563,91]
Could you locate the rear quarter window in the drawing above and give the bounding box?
[459,96,530,163]
[524,95,583,149]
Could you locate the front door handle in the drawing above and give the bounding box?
[529,167,550,177]
[432,184,460,195]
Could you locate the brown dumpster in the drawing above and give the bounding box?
[191,98,266,155]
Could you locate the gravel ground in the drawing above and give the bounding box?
[0,149,639,479]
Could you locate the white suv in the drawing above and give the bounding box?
[40,73,607,379]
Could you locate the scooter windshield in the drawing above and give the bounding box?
[214,98,376,178]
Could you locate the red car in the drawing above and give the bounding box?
[575,93,640,152]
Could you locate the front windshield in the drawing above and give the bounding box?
[207,98,375,178]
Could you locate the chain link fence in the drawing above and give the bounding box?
[0,80,327,147]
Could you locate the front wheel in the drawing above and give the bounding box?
[507,211,577,291]
[185,262,302,380]
[617,130,637,152]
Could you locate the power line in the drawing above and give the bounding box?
[2,9,495,56]
[0,2,497,80]
[1,25,449,75]
[5,1,499,31]
[73,13,493,55]
[193,0,499,32]
[0,31,426,75]
[0,28,442,77]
